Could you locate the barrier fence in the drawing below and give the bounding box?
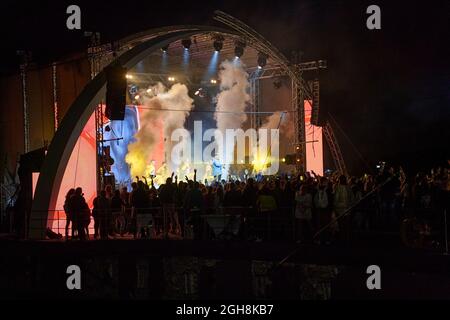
[28,204,449,251]
[29,206,300,241]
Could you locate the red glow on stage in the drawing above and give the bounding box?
[51,111,97,232]
[305,100,324,176]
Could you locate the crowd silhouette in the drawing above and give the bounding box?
[62,164,449,248]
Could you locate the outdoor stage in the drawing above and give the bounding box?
[27,16,327,237]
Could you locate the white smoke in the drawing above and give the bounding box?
[214,60,250,176]
[125,82,194,178]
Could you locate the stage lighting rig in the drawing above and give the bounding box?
[181,39,192,50]
[234,40,246,58]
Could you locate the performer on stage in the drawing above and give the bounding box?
[203,161,214,184]
[212,155,223,182]
[155,161,169,186]
[177,159,193,181]
[144,159,156,179]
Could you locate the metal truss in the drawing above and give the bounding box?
[249,70,262,130]
[213,10,327,173]
[323,121,347,175]
[311,79,320,126]
[87,33,110,192]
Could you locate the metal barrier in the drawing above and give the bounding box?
[28,203,450,248]
[28,206,300,241]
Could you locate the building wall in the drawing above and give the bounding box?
[0,73,24,175]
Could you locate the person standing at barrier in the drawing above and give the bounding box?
[159,176,179,236]
[257,184,278,241]
[184,181,204,239]
[333,175,355,243]
[314,178,330,244]
[63,188,76,240]
[93,190,110,240]
[295,184,313,243]
[68,187,89,240]
[120,186,130,236]
[111,189,125,236]
[130,181,150,238]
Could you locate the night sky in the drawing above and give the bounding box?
[0,0,448,174]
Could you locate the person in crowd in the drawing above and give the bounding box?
[120,186,131,235]
[111,189,125,236]
[105,184,113,200]
[184,181,204,239]
[223,181,242,209]
[295,184,313,243]
[68,187,90,240]
[130,181,150,238]
[63,188,76,240]
[92,190,110,240]
[314,178,330,244]
[159,176,179,236]
[333,175,355,242]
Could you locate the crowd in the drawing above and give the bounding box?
[63,164,449,247]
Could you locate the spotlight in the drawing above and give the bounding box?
[212,35,224,52]
[168,76,176,82]
[146,88,152,94]
[234,40,246,58]
[213,40,223,52]
[257,52,268,68]
[181,39,192,50]
[235,46,244,58]
[161,45,169,53]
[282,158,286,163]
[134,94,140,100]
[128,84,139,96]
[125,74,133,79]
[210,79,217,84]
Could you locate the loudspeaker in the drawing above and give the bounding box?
[105,65,127,120]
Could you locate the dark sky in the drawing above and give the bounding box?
[0,0,449,173]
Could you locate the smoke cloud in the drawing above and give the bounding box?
[125,82,194,178]
[214,60,250,175]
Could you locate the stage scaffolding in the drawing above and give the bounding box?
[87,33,115,192]
[85,12,344,175]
